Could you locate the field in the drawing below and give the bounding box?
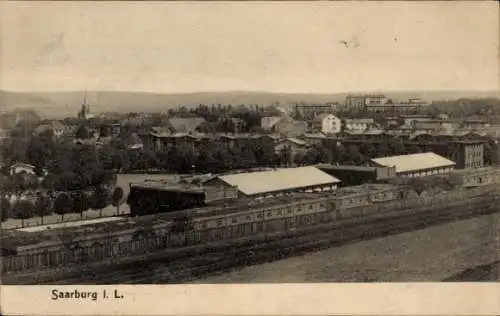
[191,213,500,283]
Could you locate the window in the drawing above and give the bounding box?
[308,205,313,210]
[277,210,282,216]
[217,219,223,226]
[246,215,251,221]
[232,218,237,224]
[297,207,302,212]
[267,211,272,217]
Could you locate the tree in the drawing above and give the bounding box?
[347,145,365,165]
[75,124,90,139]
[91,186,110,217]
[112,187,124,215]
[0,197,11,222]
[12,200,34,228]
[389,140,406,156]
[53,193,70,221]
[331,144,347,164]
[376,141,390,158]
[360,143,376,159]
[72,191,89,218]
[34,195,51,224]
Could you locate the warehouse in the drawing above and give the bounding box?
[371,152,456,178]
[206,166,341,198]
[127,180,239,216]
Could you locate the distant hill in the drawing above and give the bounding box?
[1,90,499,119]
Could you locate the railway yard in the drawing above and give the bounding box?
[8,190,499,285]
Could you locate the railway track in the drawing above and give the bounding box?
[48,196,499,284]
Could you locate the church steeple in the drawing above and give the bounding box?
[77,90,94,119]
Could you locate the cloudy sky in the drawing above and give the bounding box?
[1,2,498,93]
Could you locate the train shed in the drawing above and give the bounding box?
[371,152,456,178]
[206,166,341,198]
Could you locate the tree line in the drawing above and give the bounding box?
[0,186,124,226]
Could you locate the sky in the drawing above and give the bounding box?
[1,2,498,94]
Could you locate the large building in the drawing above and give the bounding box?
[365,98,430,114]
[295,103,338,120]
[344,95,366,111]
[274,138,311,166]
[127,178,239,216]
[340,131,486,169]
[206,166,341,198]
[371,152,456,178]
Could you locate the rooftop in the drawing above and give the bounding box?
[371,152,456,174]
[217,166,341,196]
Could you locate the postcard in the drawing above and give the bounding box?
[0,1,498,315]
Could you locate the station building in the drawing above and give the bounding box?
[127,180,239,216]
[370,152,456,178]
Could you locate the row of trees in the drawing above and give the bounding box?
[0,186,124,226]
[293,140,420,166]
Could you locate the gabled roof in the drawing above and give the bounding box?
[168,117,206,133]
[10,162,35,170]
[217,166,341,196]
[371,152,455,174]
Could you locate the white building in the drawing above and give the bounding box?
[371,152,456,178]
[344,118,376,133]
[312,114,341,135]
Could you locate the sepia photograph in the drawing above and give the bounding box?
[0,2,499,313]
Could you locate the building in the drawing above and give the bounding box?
[33,121,66,138]
[127,179,239,216]
[460,119,490,130]
[364,94,390,105]
[310,114,342,135]
[371,152,456,178]
[339,130,487,170]
[261,116,284,132]
[207,166,341,198]
[168,117,206,133]
[274,138,311,166]
[452,141,484,169]
[344,118,376,133]
[366,98,430,114]
[217,117,246,133]
[395,120,455,135]
[344,95,366,111]
[273,118,307,137]
[295,103,337,120]
[9,163,36,176]
[315,164,396,186]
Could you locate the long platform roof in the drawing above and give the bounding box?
[371,152,456,174]
[217,166,341,196]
